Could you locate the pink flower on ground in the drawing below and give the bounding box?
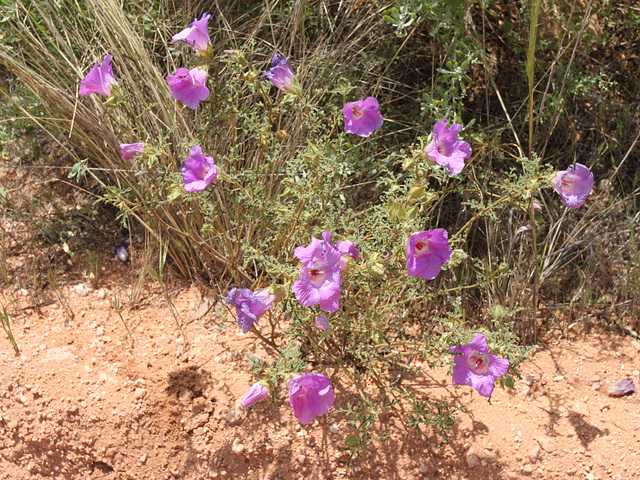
[262,54,295,92]
[167,67,210,109]
[120,143,145,160]
[425,120,472,176]
[79,55,118,96]
[314,314,330,332]
[288,373,335,424]
[180,145,218,193]
[405,229,452,280]
[172,13,211,51]
[225,287,275,334]
[241,381,269,407]
[551,163,594,208]
[343,97,384,137]
[449,333,510,398]
[293,232,342,313]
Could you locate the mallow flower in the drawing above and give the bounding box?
[336,240,360,261]
[343,97,384,137]
[226,287,275,334]
[552,163,594,208]
[115,238,129,263]
[167,67,210,109]
[172,13,211,51]
[292,232,342,313]
[262,54,295,92]
[449,333,510,398]
[180,145,218,192]
[79,54,118,96]
[608,378,636,397]
[314,314,330,332]
[425,120,472,176]
[287,373,335,424]
[405,229,452,280]
[241,381,269,407]
[120,143,145,161]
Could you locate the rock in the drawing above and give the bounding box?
[74,283,90,297]
[231,438,244,455]
[553,375,564,382]
[139,453,147,464]
[330,424,339,434]
[186,413,209,432]
[177,388,193,405]
[528,445,541,463]
[523,464,533,474]
[97,288,107,300]
[521,374,534,386]
[536,437,556,453]
[296,454,306,464]
[227,401,246,425]
[592,382,601,391]
[134,388,147,400]
[46,347,74,362]
[466,449,481,467]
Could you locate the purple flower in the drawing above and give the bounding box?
[292,232,342,313]
[241,381,269,407]
[314,314,330,332]
[172,13,211,51]
[449,334,510,398]
[608,378,636,397]
[343,97,384,137]
[336,240,360,261]
[287,373,335,424]
[262,54,295,92]
[226,287,275,334]
[405,229,452,280]
[79,55,118,96]
[425,120,472,176]
[115,238,129,263]
[167,67,210,109]
[180,146,218,193]
[552,163,594,208]
[120,143,145,161]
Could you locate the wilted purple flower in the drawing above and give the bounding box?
[552,163,594,208]
[425,120,472,176]
[292,232,342,313]
[405,229,452,280]
[336,240,360,261]
[180,145,218,193]
[120,143,145,161]
[167,67,210,109]
[314,314,330,332]
[241,381,269,407]
[608,378,636,397]
[115,238,129,263]
[262,54,295,92]
[79,55,118,96]
[343,97,384,137]
[226,287,276,334]
[449,333,510,398]
[172,13,211,51]
[288,373,335,424]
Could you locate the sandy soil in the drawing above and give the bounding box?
[1,156,640,480]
